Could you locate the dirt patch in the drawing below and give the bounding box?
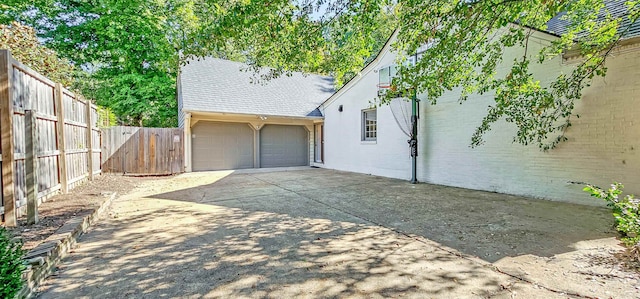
[7,174,144,251]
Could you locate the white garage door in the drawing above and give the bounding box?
[192,121,254,171]
[260,125,308,168]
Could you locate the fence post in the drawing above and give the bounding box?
[25,110,38,224]
[0,50,16,227]
[85,99,94,180]
[55,83,68,193]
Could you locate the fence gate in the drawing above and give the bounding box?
[101,126,184,175]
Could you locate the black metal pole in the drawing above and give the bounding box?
[410,100,418,184]
[410,53,418,184]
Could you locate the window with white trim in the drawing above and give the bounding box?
[362,109,377,141]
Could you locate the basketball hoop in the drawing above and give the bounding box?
[377,83,397,91]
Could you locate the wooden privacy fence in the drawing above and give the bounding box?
[101,126,184,175]
[0,50,101,226]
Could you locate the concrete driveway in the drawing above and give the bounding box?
[38,168,638,298]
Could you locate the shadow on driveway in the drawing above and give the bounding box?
[153,168,615,262]
[37,168,623,298]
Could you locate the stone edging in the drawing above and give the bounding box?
[17,191,118,299]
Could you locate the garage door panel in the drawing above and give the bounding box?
[192,122,254,171]
[260,125,308,168]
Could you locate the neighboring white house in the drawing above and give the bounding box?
[178,58,333,171]
[319,21,640,205]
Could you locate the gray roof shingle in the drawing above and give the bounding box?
[180,58,334,118]
[545,0,640,38]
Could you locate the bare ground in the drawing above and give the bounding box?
[8,174,143,251]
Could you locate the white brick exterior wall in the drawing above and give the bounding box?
[321,45,412,180]
[323,31,640,205]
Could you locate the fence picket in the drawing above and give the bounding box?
[0,50,185,226]
[101,126,184,175]
[0,50,102,226]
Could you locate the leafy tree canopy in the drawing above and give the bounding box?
[2,0,392,125]
[2,0,638,147]
[2,0,181,127]
[0,21,75,86]
[391,0,640,150]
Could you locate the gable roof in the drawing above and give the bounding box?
[180,58,334,118]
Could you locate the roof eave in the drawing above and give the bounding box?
[183,109,324,120]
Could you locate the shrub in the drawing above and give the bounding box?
[584,183,640,247]
[0,226,25,299]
